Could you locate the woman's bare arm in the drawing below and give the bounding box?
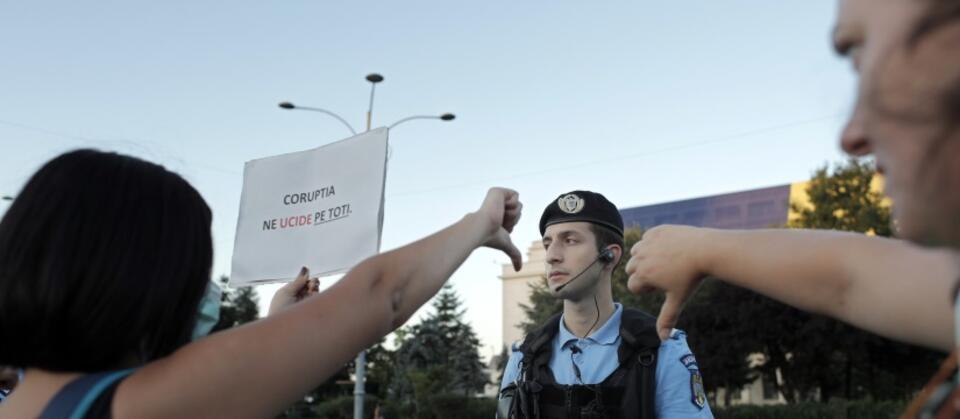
[116,188,523,419]
[627,226,959,351]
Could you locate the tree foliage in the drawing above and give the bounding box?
[764,159,940,401]
[388,284,488,417]
[211,275,259,333]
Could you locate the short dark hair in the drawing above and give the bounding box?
[0,149,213,372]
[588,223,624,267]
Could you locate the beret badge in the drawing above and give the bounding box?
[557,193,585,214]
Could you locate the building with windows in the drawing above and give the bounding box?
[620,183,801,231]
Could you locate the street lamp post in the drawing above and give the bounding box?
[278,74,454,419]
[277,102,357,135]
[388,113,456,130]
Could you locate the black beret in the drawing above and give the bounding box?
[539,190,623,237]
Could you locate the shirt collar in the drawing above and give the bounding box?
[558,303,623,348]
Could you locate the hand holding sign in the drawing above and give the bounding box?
[268,267,321,316]
[478,187,523,272]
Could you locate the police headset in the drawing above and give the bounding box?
[553,248,616,293]
[552,247,616,340]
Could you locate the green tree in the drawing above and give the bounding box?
[518,279,562,336]
[766,159,941,401]
[612,228,663,314]
[276,339,391,419]
[675,279,759,405]
[787,159,892,235]
[388,284,488,418]
[211,275,259,333]
[364,338,396,398]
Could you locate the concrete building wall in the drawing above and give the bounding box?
[500,240,548,349]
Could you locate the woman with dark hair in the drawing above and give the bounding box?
[625,0,960,416]
[0,149,524,418]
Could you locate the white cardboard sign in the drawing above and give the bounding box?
[230,128,388,286]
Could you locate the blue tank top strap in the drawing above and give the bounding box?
[39,369,135,419]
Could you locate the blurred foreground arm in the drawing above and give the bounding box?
[626,226,959,351]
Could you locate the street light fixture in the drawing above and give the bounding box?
[387,113,456,130]
[278,74,455,136]
[277,102,358,135]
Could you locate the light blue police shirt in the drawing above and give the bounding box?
[500,304,714,418]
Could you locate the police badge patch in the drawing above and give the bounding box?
[690,370,707,410]
[680,354,706,410]
[557,194,585,214]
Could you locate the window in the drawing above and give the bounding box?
[731,388,742,401]
[762,376,779,400]
[654,214,677,225]
[682,210,707,226]
[715,205,741,219]
[748,201,776,218]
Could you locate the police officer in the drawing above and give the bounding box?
[498,191,713,419]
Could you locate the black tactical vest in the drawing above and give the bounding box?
[500,308,661,419]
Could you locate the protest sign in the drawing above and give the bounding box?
[230,128,388,286]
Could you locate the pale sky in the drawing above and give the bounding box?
[0,1,853,359]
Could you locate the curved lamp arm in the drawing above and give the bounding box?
[388,113,456,130]
[277,102,358,135]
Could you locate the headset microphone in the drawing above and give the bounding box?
[553,248,615,292]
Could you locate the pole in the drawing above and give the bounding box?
[353,350,367,419]
[354,73,381,419]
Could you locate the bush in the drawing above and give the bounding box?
[430,394,497,419]
[714,400,907,419]
[845,400,907,419]
[377,393,495,419]
[310,395,380,419]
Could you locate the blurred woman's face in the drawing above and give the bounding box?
[835,0,960,246]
